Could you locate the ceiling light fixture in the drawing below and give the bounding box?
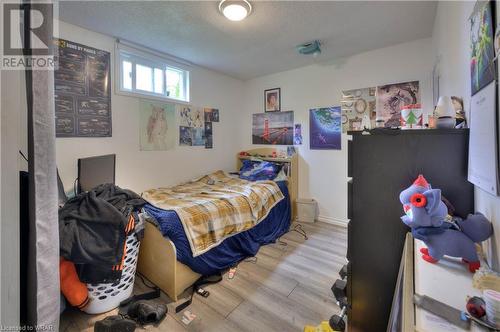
[296,40,322,57]
[219,0,252,21]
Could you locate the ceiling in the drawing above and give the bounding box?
[59,1,437,80]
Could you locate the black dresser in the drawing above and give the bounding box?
[346,129,474,332]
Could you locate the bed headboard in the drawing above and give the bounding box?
[236,147,298,221]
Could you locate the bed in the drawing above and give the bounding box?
[137,148,298,301]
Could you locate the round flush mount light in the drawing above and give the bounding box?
[219,0,252,21]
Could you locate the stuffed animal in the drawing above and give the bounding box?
[399,175,493,273]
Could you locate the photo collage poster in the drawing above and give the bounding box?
[178,105,219,148]
[53,38,111,137]
[341,87,376,132]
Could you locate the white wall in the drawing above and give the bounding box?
[56,21,244,194]
[239,38,433,224]
[433,0,500,270]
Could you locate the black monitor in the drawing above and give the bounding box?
[77,154,116,193]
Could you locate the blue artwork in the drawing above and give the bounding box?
[309,107,341,150]
[191,127,205,146]
[179,126,192,146]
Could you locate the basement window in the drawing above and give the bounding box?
[117,46,190,102]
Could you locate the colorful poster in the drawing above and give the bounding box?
[252,111,294,145]
[139,101,175,151]
[341,87,376,132]
[309,107,341,150]
[204,108,220,122]
[470,1,495,96]
[53,38,111,137]
[179,126,192,146]
[294,124,303,145]
[376,81,420,128]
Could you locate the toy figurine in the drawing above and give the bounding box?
[399,175,493,273]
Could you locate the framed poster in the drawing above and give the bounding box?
[53,38,111,137]
[264,88,281,112]
[309,107,341,150]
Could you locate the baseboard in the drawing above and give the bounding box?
[316,215,349,228]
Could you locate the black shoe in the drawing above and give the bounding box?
[94,315,136,332]
[127,300,167,325]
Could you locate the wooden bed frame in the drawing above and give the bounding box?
[137,147,298,301]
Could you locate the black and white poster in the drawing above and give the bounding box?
[54,39,111,137]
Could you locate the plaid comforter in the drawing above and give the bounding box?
[142,171,285,257]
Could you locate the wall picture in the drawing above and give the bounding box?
[54,38,111,137]
[294,124,303,145]
[139,101,175,151]
[179,106,194,127]
[341,87,376,132]
[376,81,420,128]
[204,108,220,122]
[205,122,213,149]
[470,1,495,96]
[252,111,293,145]
[264,88,281,112]
[179,126,192,146]
[309,107,341,150]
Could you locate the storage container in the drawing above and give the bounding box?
[296,198,318,223]
[82,232,140,314]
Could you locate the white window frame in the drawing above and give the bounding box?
[115,41,190,103]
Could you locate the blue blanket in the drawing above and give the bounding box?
[143,181,291,275]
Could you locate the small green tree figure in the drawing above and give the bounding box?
[406,111,417,128]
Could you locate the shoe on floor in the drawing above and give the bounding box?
[127,300,167,325]
[94,315,136,332]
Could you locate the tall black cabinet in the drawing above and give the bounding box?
[346,129,474,332]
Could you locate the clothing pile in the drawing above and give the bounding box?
[58,183,146,308]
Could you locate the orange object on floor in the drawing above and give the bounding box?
[60,258,89,309]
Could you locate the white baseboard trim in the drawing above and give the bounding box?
[316,215,349,228]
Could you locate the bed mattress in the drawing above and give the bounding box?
[143,181,291,275]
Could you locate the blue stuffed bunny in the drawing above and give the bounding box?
[399,175,493,273]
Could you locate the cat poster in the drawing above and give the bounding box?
[139,100,175,151]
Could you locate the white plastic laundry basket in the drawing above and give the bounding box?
[82,233,140,314]
[296,198,318,223]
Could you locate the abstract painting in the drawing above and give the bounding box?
[470,1,495,96]
[376,81,420,128]
[309,107,341,150]
[252,111,293,145]
[341,87,376,132]
[139,101,175,151]
[179,126,192,146]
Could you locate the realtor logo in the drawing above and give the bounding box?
[1,1,58,70]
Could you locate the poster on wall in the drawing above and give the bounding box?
[205,122,213,149]
[470,0,495,96]
[309,107,341,150]
[341,87,376,132]
[252,111,293,145]
[139,101,175,151]
[376,81,420,128]
[53,38,111,137]
[293,124,303,145]
[179,126,193,146]
[204,108,220,122]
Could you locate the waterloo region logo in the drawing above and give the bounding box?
[1,1,58,70]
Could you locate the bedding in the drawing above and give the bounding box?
[143,181,291,275]
[142,170,284,257]
[238,159,282,181]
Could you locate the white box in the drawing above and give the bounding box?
[296,198,317,223]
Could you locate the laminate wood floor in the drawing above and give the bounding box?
[61,222,347,332]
